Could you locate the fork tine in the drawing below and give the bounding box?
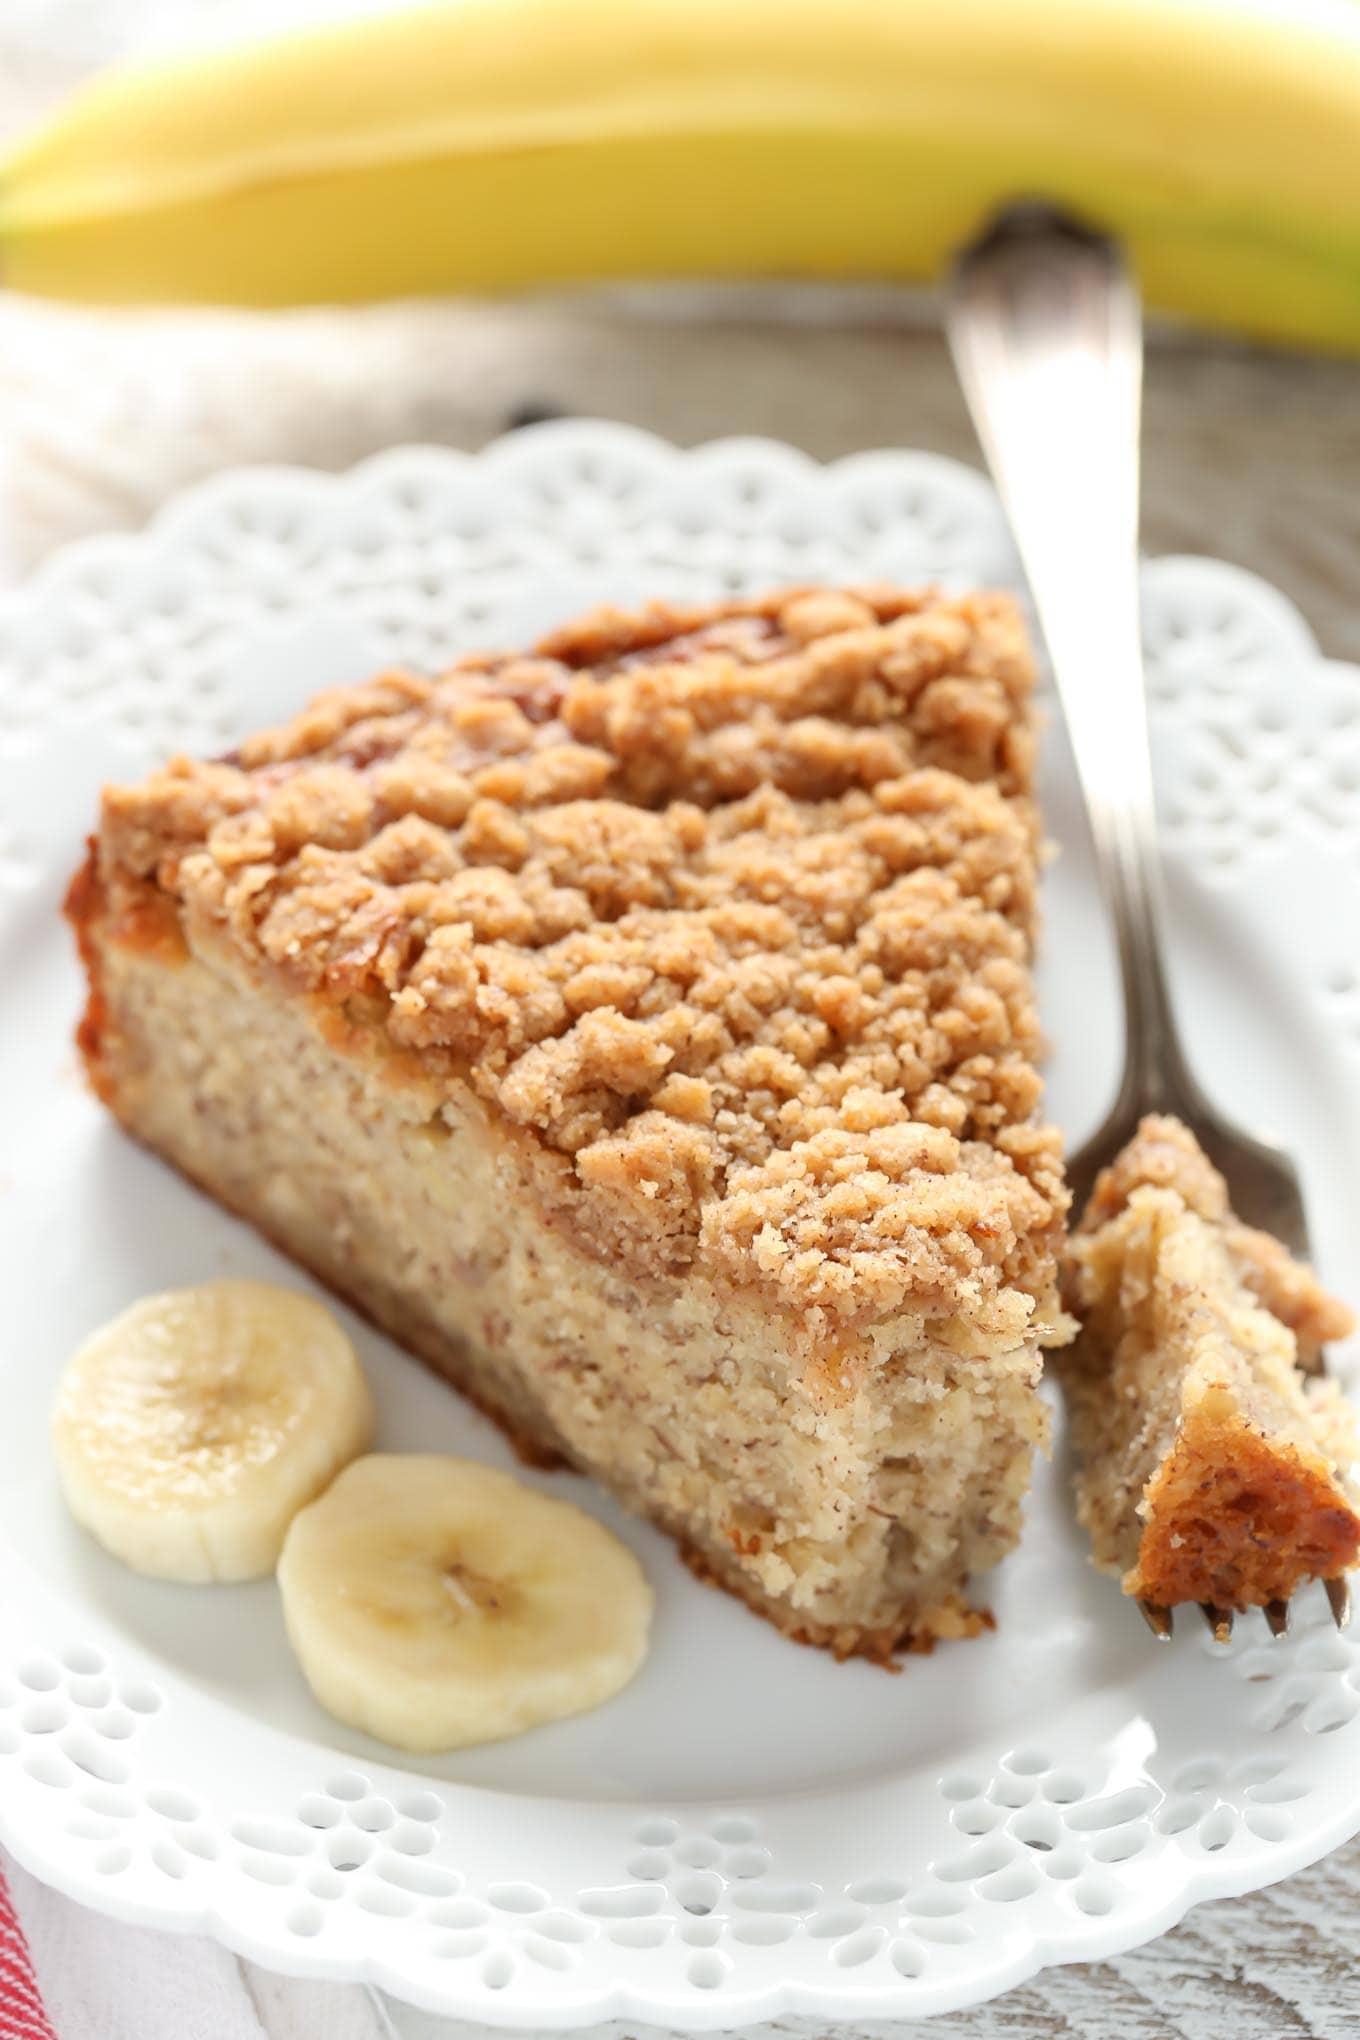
[1199,1603,1234,1643]
[1326,1576,1351,1630]
[1264,1599,1291,1638]
[1138,1599,1174,1640]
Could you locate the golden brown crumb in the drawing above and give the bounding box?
[1077,1114,1231,1228]
[87,587,1064,1327]
[1129,1378,1360,1608]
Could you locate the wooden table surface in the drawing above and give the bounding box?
[4,19,1360,2038]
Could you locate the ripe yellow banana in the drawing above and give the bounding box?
[53,1281,373,1583]
[278,1455,653,1750]
[3,0,1360,352]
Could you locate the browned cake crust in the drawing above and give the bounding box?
[1061,1115,1360,1609]
[1130,1397,1360,1610]
[69,585,1068,1659]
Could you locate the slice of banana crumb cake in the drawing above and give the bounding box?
[1060,1116,1360,1612]
[67,586,1070,1661]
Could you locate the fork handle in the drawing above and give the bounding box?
[946,207,1190,1115]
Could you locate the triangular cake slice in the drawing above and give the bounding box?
[1060,1115,1360,1611]
[68,586,1068,1660]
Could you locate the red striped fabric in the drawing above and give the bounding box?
[0,1870,56,2040]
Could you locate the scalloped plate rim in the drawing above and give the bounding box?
[0,425,1357,2029]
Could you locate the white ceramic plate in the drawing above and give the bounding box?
[1,425,1358,2030]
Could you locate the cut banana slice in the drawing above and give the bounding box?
[278,1455,653,1751]
[53,1280,373,1583]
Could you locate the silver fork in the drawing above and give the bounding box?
[945,203,1349,1646]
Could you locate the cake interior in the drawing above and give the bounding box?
[83,933,1051,1658]
[1061,1118,1360,1609]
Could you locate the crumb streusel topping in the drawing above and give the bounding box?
[1077,1114,1354,1364]
[94,587,1065,1331]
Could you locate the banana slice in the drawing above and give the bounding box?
[53,1280,373,1583]
[278,1455,653,1751]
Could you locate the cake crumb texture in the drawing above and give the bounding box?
[1061,1115,1360,1609]
[1077,1113,1354,1367]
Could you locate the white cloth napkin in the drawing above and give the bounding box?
[1,1847,404,2040]
[3,1849,259,2039]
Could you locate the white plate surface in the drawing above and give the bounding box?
[0,425,1358,2028]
